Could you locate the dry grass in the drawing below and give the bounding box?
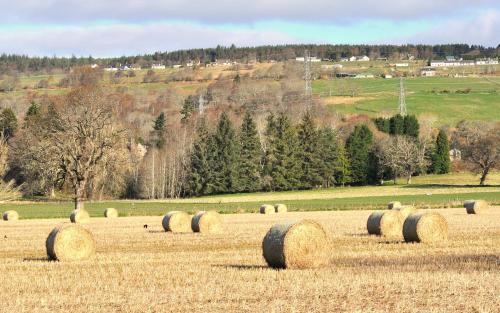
[0,207,499,312]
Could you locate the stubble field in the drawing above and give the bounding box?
[1,208,499,313]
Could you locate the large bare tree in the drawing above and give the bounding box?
[453,121,500,185]
[377,136,428,184]
[51,86,125,209]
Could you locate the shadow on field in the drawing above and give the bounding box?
[213,264,268,270]
[401,184,500,189]
[147,230,165,234]
[23,257,50,262]
[335,254,500,271]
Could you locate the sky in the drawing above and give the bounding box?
[0,0,499,57]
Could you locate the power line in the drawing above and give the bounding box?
[304,50,312,109]
[399,77,407,116]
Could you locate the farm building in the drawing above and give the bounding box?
[295,56,321,62]
[476,58,499,65]
[151,64,166,69]
[430,60,475,67]
[421,67,436,77]
[449,148,462,161]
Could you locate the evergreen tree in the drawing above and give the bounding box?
[152,112,167,148]
[431,129,451,174]
[403,115,420,138]
[334,144,351,187]
[346,124,374,185]
[0,108,18,139]
[209,113,238,194]
[237,113,262,192]
[187,119,211,196]
[318,127,339,188]
[374,117,390,133]
[180,95,198,123]
[389,114,404,135]
[263,113,301,191]
[24,102,41,128]
[297,111,322,189]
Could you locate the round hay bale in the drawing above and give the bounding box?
[388,201,402,210]
[366,210,404,239]
[260,204,275,214]
[70,209,90,224]
[464,200,488,214]
[162,211,192,233]
[262,220,329,269]
[394,205,417,219]
[274,204,288,213]
[46,224,96,261]
[191,211,222,233]
[403,212,448,243]
[104,208,118,218]
[2,210,19,221]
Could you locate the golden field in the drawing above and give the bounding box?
[1,208,499,313]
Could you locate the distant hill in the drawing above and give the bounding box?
[1,43,499,74]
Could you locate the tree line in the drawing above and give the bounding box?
[0,85,497,205]
[1,43,499,74]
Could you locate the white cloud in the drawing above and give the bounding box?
[393,10,500,46]
[1,0,498,24]
[0,23,298,57]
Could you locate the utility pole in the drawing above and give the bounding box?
[198,93,205,115]
[399,77,407,116]
[304,50,312,109]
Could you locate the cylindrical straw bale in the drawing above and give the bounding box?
[394,205,417,219]
[2,210,19,221]
[367,210,404,239]
[191,211,222,233]
[46,224,95,261]
[403,212,448,243]
[464,200,488,214]
[104,208,118,218]
[388,201,402,210]
[260,204,275,214]
[70,209,90,224]
[262,220,329,269]
[275,204,288,213]
[162,211,192,233]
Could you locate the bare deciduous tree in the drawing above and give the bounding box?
[453,121,500,185]
[378,136,428,184]
[51,86,125,209]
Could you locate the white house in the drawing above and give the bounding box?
[172,64,182,69]
[421,67,436,77]
[357,55,370,62]
[151,64,166,70]
[476,58,499,65]
[349,56,357,62]
[449,148,461,161]
[430,60,475,67]
[295,57,321,62]
[394,63,409,67]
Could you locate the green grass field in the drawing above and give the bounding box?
[314,76,500,125]
[3,172,499,219]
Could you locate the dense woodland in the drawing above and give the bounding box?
[0,66,496,206]
[1,44,499,74]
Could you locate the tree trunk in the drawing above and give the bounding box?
[479,167,489,186]
[407,174,412,185]
[74,182,86,210]
[48,186,56,199]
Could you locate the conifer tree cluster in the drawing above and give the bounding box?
[185,111,351,196]
[374,114,419,138]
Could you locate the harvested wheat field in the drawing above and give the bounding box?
[0,208,499,313]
